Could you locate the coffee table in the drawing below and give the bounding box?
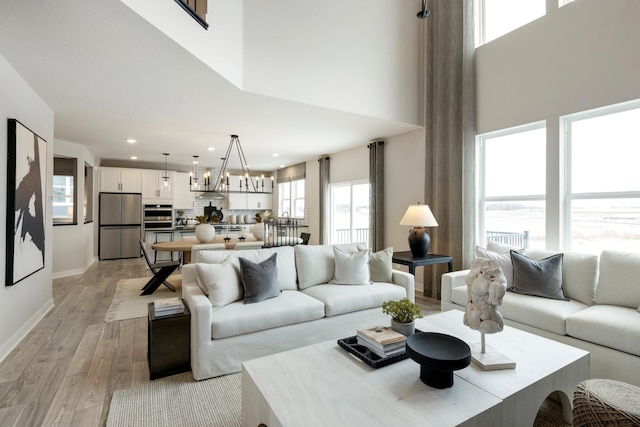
[242,310,589,427]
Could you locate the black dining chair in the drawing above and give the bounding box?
[139,241,180,296]
[300,233,311,245]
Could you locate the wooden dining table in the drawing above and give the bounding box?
[151,237,262,263]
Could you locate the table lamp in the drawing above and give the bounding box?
[399,204,438,258]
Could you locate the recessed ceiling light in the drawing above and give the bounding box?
[207,146,215,151]
[130,156,138,160]
[272,153,279,157]
[126,138,136,143]
[280,164,285,168]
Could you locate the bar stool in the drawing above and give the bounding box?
[153,231,175,263]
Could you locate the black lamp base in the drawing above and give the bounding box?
[408,227,431,258]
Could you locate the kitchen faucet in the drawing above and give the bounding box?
[282,211,290,224]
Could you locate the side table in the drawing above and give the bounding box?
[148,301,191,380]
[392,251,454,299]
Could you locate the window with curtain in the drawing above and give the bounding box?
[84,162,94,223]
[329,181,370,246]
[564,101,640,253]
[53,156,78,225]
[476,0,546,46]
[477,122,546,249]
[278,179,305,218]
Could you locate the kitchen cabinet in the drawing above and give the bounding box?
[228,193,273,210]
[100,167,142,193]
[173,172,195,209]
[142,169,174,201]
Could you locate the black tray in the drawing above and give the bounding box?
[338,333,413,369]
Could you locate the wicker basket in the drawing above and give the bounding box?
[573,379,640,426]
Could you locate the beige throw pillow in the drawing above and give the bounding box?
[332,247,371,285]
[369,247,394,282]
[195,257,243,308]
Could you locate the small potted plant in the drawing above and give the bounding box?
[382,298,423,336]
[195,215,215,243]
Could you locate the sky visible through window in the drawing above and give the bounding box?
[481,0,545,44]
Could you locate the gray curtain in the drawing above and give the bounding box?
[368,141,384,251]
[423,0,476,298]
[318,156,330,244]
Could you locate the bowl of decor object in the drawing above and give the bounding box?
[382,298,424,336]
[186,219,198,226]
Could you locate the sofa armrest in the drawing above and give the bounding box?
[441,270,469,306]
[392,269,415,303]
[181,265,213,346]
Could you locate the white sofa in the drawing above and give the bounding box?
[442,246,640,386]
[182,243,415,380]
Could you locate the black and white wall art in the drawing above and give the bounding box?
[6,119,46,286]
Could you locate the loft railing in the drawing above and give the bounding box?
[174,0,208,29]
[486,230,529,249]
[332,228,369,246]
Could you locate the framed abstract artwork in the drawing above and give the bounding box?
[6,119,47,286]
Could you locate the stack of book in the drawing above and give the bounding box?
[356,326,407,358]
[153,297,185,317]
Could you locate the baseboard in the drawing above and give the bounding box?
[0,298,55,364]
[52,257,97,279]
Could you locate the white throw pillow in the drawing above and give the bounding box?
[475,245,519,287]
[596,250,640,308]
[195,257,243,308]
[332,247,371,285]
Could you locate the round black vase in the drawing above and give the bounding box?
[408,227,430,258]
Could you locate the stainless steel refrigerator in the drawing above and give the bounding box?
[99,192,142,260]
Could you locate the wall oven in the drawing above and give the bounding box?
[144,204,173,230]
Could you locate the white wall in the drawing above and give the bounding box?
[244,0,422,124]
[476,0,640,134]
[52,139,97,278]
[120,0,244,87]
[0,53,54,363]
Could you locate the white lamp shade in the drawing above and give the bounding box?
[399,204,439,227]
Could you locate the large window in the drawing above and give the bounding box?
[563,101,640,253]
[53,156,77,225]
[478,122,546,249]
[476,0,546,46]
[278,179,305,218]
[329,181,370,246]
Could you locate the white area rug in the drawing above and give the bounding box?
[104,275,182,322]
[107,372,241,427]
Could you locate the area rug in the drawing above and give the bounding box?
[106,372,241,427]
[104,275,182,322]
[106,370,569,427]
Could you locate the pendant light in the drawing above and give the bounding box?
[161,153,171,193]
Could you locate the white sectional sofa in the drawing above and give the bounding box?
[442,245,640,386]
[182,243,414,380]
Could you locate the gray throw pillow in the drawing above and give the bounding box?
[509,250,568,301]
[239,253,280,304]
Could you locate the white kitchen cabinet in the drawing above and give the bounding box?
[248,193,272,210]
[173,172,195,209]
[228,193,248,209]
[100,167,142,193]
[142,169,173,201]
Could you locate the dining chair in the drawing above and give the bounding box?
[139,241,180,296]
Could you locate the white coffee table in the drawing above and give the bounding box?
[242,310,589,427]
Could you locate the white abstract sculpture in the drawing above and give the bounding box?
[463,258,515,370]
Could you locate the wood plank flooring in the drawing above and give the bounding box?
[0,257,442,427]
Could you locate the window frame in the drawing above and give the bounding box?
[329,179,370,246]
[53,156,78,226]
[278,178,306,219]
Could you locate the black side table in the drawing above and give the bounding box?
[148,301,191,380]
[392,252,454,299]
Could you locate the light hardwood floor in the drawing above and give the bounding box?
[0,257,441,427]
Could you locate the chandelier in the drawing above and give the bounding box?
[189,135,273,194]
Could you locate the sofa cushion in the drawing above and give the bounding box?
[332,247,371,285]
[499,291,587,335]
[295,243,361,289]
[211,290,325,339]
[196,246,297,291]
[596,250,640,309]
[487,241,522,254]
[302,283,406,317]
[476,245,520,287]
[359,246,394,282]
[451,285,469,307]
[239,253,280,304]
[510,251,568,301]
[567,305,640,357]
[195,258,243,309]
[525,249,598,306]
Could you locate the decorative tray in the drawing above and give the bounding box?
[337,330,422,369]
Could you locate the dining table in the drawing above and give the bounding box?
[152,236,262,263]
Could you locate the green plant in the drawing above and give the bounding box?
[176,210,185,217]
[195,215,209,224]
[381,298,423,323]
